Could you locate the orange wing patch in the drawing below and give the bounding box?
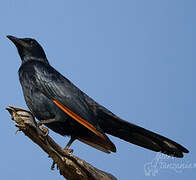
[53,99,106,140]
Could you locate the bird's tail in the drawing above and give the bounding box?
[97,107,189,157]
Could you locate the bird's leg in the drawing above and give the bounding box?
[37,118,56,126]
[64,137,75,153]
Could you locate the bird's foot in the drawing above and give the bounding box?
[38,126,49,137]
[63,137,75,154]
[36,120,52,139]
[64,148,74,154]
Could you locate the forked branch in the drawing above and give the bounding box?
[6,105,117,180]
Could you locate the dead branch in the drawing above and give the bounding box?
[6,105,117,180]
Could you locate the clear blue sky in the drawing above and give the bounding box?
[1,0,195,179]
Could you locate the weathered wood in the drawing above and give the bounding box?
[6,105,117,180]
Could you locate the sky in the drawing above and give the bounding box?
[0,0,195,179]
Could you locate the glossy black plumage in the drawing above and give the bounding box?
[7,35,189,157]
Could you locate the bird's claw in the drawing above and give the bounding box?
[65,148,74,154]
[37,121,43,128]
[39,126,49,137]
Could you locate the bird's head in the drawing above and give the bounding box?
[7,35,48,63]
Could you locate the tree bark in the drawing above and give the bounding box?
[6,105,117,180]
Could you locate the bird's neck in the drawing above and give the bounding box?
[22,56,50,64]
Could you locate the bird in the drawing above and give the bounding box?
[7,35,189,157]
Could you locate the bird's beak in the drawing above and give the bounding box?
[7,35,28,48]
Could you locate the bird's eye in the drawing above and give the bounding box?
[30,40,34,45]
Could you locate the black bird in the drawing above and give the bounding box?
[7,35,189,157]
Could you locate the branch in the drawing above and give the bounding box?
[6,105,117,180]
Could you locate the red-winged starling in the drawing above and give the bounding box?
[7,35,189,157]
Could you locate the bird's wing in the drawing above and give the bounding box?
[33,63,116,152]
[34,63,101,135]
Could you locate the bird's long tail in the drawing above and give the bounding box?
[97,107,189,157]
